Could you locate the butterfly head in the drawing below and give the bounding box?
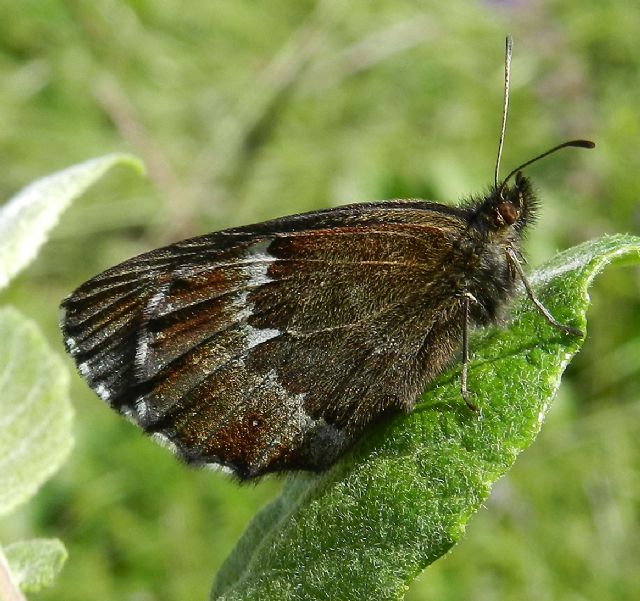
[494,171,536,230]
[474,171,536,239]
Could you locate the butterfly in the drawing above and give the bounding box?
[60,37,593,480]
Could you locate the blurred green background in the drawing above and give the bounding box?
[1,1,639,599]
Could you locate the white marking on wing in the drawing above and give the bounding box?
[248,369,311,470]
[233,290,252,321]
[234,238,281,349]
[203,462,234,475]
[243,261,274,287]
[65,337,79,355]
[151,432,179,455]
[78,361,91,377]
[145,283,170,317]
[136,283,170,373]
[135,337,150,370]
[95,383,112,401]
[135,396,151,421]
[243,324,280,349]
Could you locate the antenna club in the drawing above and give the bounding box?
[571,139,596,149]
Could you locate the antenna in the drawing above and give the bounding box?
[494,35,513,190]
[498,139,595,194]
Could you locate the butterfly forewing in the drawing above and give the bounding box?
[61,201,469,479]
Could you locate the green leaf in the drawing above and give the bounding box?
[0,307,73,517]
[212,234,640,601]
[3,539,67,593]
[0,153,144,291]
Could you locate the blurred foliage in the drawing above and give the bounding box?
[0,1,638,600]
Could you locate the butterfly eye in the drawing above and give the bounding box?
[497,201,519,226]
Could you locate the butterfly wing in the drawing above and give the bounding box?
[61,201,467,479]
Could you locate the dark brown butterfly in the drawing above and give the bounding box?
[60,37,593,480]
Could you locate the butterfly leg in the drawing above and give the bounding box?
[505,247,583,337]
[461,292,479,412]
